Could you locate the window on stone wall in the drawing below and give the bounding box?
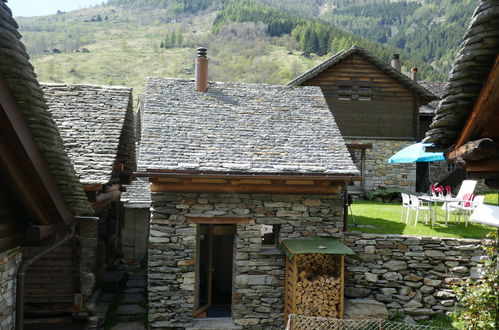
[261,224,280,248]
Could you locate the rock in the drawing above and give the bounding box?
[405,300,423,308]
[451,266,468,274]
[365,273,378,282]
[380,288,397,295]
[404,273,423,282]
[441,300,455,307]
[384,260,408,271]
[425,250,445,258]
[345,287,371,298]
[423,278,442,286]
[404,315,416,324]
[420,285,434,294]
[344,299,389,319]
[404,308,439,316]
[435,291,454,299]
[375,294,392,303]
[124,288,144,294]
[383,272,401,281]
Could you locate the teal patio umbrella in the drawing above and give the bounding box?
[388,142,445,163]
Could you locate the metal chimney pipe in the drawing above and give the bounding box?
[411,67,418,82]
[195,47,208,92]
[391,54,401,72]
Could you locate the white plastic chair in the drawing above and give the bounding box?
[400,193,411,222]
[443,179,477,212]
[461,195,485,227]
[410,195,430,225]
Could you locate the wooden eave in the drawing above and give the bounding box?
[447,55,499,173]
[0,74,73,226]
[137,170,361,194]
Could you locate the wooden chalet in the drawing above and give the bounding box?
[288,46,438,192]
[0,1,94,328]
[137,75,360,328]
[41,83,136,279]
[425,0,499,188]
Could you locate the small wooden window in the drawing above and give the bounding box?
[261,224,280,247]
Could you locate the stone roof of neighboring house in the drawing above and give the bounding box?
[121,180,151,209]
[0,1,92,215]
[425,0,499,146]
[287,46,437,101]
[41,83,135,185]
[418,81,446,115]
[138,78,359,176]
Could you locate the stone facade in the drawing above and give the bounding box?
[0,247,22,330]
[343,232,491,322]
[344,138,416,192]
[148,192,344,329]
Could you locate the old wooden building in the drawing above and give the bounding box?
[425,0,499,188]
[288,46,438,193]
[41,83,136,282]
[137,73,359,328]
[0,1,94,328]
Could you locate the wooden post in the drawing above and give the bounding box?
[343,181,349,232]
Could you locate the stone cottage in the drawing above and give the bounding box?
[288,46,438,193]
[0,1,94,328]
[40,83,136,308]
[136,75,360,328]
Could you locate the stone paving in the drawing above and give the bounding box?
[91,268,147,330]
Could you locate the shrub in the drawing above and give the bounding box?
[451,232,498,330]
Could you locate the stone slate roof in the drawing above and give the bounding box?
[121,180,151,209]
[287,46,437,102]
[139,78,359,176]
[418,81,446,115]
[41,83,134,185]
[425,0,499,146]
[0,1,92,215]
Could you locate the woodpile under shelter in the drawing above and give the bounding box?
[40,82,136,285]
[136,77,360,328]
[425,0,499,189]
[0,1,95,328]
[288,46,438,193]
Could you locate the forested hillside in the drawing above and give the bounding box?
[15,0,476,97]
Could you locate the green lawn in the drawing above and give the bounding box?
[349,194,498,239]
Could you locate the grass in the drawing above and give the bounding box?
[350,193,498,239]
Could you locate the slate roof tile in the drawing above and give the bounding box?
[41,83,135,185]
[424,0,499,146]
[138,78,359,176]
[0,1,92,215]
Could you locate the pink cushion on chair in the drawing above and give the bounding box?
[462,193,474,207]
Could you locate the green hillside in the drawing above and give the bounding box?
[15,0,474,98]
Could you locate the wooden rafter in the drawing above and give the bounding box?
[454,55,499,148]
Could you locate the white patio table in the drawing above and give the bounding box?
[418,195,463,228]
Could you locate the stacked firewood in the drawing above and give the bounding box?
[295,253,341,318]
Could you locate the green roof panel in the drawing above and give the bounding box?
[280,237,355,258]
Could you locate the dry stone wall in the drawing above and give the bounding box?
[0,247,21,330]
[345,139,416,192]
[343,232,491,321]
[148,192,344,329]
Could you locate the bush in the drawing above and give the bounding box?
[451,232,498,330]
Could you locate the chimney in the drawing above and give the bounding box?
[391,54,401,72]
[195,47,208,92]
[411,67,418,82]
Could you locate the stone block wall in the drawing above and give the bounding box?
[0,247,22,330]
[343,232,491,321]
[345,138,416,192]
[148,192,344,329]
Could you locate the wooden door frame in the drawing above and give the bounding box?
[193,224,214,317]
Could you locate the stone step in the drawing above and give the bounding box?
[187,318,242,330]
